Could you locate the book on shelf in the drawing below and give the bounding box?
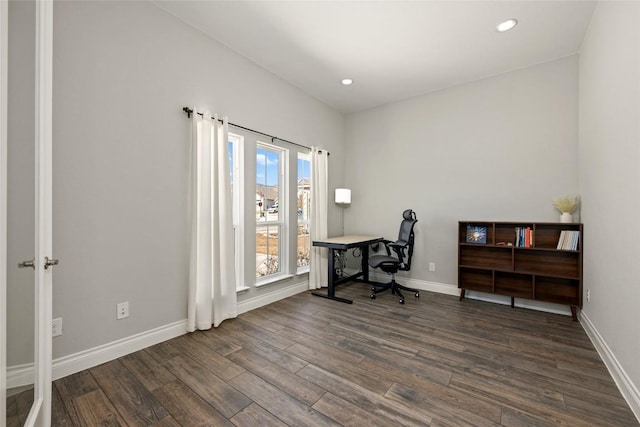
[557,230,580,250]
[557,231,564,249]
[530,228,534,247]
[514,226,534,248]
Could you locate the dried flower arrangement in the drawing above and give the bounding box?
[552,195,579,213]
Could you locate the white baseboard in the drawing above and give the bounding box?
[580,311,640,423]
[49,282,308,381]
[8,281,309,386]
[237,280,309,314]
[51,319,187,381]
[345,269,460,297]
[7,319,188,387]
[356,269,570,317]
[366,272,567,316]
[6,362,34,390]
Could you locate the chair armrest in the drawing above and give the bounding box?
[387,241,409,265]
[387,240,408,250]
[378,239,393,256]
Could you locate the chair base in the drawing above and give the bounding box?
[370,278,420,304]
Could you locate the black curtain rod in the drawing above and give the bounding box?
[182,107,328,155]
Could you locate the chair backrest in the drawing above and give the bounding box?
[394,209,418,271]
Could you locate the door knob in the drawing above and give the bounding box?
[18,259,35,269]
[44,256,59,269]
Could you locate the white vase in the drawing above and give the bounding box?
[560,212,573,223]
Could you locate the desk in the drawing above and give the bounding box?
[312,235,383,304]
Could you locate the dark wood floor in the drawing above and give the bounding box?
[6,386,34,427]
[45,284,638,426]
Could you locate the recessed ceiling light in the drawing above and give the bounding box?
[496,18,518,33]
[341,78,353,86]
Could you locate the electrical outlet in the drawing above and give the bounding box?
[117,301,129,319]
[586,289,591,303]
[429,262,436,272]
[52,317,62,337]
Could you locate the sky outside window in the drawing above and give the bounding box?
[257,148,280,186]
[298,157,310,181]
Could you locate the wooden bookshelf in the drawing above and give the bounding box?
[458,221,583,321]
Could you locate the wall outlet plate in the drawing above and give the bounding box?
[52,317,62,337]
[117,301,129,319]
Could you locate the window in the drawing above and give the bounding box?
[256,142,287,279]
[297,153,311,272]
[225,127,310,289]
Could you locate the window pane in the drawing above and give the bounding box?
[256,225,280,277]
[256,147,280,222]
[297,155,311,268]
[297,224,310,268]
[256,144,282,279]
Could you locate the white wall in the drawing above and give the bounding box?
[344,56,579,293]
[578,0,640,413]
[50,1,344,359]
[7,0,35,367]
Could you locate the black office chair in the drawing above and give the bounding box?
[369,209,419,304]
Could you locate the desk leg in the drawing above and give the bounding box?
[362,244,370,282]
[327,247,335,296]
[312,247,353,304]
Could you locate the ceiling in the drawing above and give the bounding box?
[154,1,596,114]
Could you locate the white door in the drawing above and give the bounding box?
[2,1,54,426]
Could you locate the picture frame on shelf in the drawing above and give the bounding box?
[466,225,487,244]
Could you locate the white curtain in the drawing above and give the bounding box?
[309,147,328,290]
[188,108,237,331]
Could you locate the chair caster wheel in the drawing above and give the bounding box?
[415,292,420,298]
[399,298,405,304]
[370,294,376,299]
[371,287,376,292]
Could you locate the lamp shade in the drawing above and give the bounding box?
[335,188,351,204]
